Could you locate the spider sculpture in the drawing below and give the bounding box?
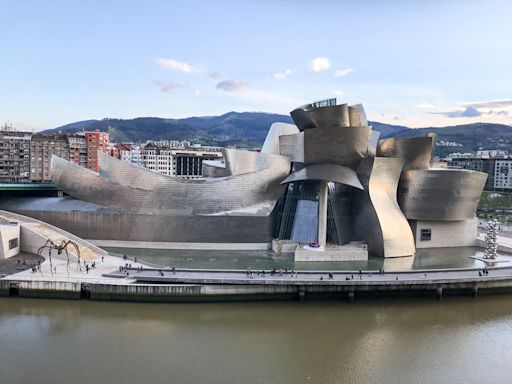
[37,239,81,276]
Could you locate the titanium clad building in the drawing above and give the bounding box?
[0,99,488,258]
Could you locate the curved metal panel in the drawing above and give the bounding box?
[202,159,228,178]
[0,198,276,243]
[290,102,368,130]
[280,163,363,190]
[377,135,435,170]
[352,157,416,258]
[307,104,350,128]
[304,126,371,169]
[350,104,368,126]
[51,150,291,216]
[367,131,381,157]
[279,133,304,162]
[398,168,487,220]
[261,122,299,155]
[290,107,316,131]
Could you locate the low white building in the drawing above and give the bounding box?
[0,221,20,259]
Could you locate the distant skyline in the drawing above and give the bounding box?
[1,0,511,131]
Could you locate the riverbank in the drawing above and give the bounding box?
[4,263,512,302]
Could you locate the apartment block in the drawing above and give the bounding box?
[85,130,110,172]
[0,125,31,182]
[30,134,70,182]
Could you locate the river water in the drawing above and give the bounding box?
[2,296,512,384]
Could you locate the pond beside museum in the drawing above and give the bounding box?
[102,246,512,271]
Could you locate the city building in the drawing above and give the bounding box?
[141,142,222,178]
[0,99,487,260]
[29,134,70,182]
[0,124,31,182]
[117,143,142,166]
[68,133,88,168]
[477,149,508,159]
[85,130,110,172]
[494,159,512,191]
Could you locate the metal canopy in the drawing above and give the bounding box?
[280,163,364,190]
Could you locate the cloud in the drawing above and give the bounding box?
[215,80,248,92]
[273,69,293,80]
[332,89,343,96]
[459,99,512,109]
[423,99,512,119]
[333,68,355,77]
[155,81,187,93]
[157,58,198,73]
[207,71,223,79]
[309,57,330,72]
[432,106,481,118]
[154,81,200,96]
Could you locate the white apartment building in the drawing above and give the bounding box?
[494,159,512,190]
[119,144,142,166]
[141,142,222,178]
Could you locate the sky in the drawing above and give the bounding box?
[0,0,511,131]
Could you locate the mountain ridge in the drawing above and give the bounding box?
[40,112,512,156]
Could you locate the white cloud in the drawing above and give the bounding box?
[273,69,293,80]
[309,57,330,72]
[157,58,198,73]
[333,68,355,77]
[154,81,201,96]
[155,81,186,93]
[332,89,343,96]
[458,99,512,109]
[215,80,248,92]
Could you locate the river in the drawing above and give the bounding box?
[1,296,512,384]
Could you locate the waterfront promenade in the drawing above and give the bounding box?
[3,251,512,301]
[104,265,512,286]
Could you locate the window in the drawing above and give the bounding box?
[9,238,19,250]
[420,229,432,241]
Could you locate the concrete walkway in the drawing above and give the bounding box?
[104,264,512,286]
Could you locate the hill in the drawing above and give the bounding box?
[383,122,512,157]
[41,113,512,156]
[41,112,408,148]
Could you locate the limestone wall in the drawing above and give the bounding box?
[411,217,478,249]
[0,224,20,259]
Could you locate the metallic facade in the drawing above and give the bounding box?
[398,169,487,221]
[1,98,488,257]
[377,135,435,171]
[0,197,274,243]
[352,157,416,257]
[280,164,363,190]
[52,149,290,216]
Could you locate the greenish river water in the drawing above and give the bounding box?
[1,297,512,384]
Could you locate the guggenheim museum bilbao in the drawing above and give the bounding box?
[1,99,487,258]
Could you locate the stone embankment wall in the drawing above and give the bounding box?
[3,277,512,302]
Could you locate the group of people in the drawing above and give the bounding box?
[119,263,133,275]
[83,260,97,274]
[29,260,41,273]
[245,267,299,278]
